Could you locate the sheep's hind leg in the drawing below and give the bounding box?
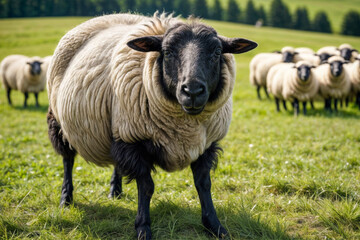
[282,100,287,111]
[302,101,307,115]
[6,88,12,105]
[191,143,227,238]
[275,98,280,112]
[34,92,40,107]
[47,108,77,207]
[23,92,28,108]
[293,99,299,116]
[310,100,315,110]
[256,86,261,100]
[264,86,270,99]
[108,167,122,199]
[334,99,338,112]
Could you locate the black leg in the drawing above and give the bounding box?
[23,92,28,108]
[135,171,154,240]
[356,93,360,109]
[191,144,227,238]
[256,86,261,100]
[275,97,280,112]
[302,101,307,115]
[345,97,349,107]
[6,88,12,105]
[340,99,343,108]
[264,86,270,99]
[60,156,75,207]
[293,99,299,116]
[108,167,122,199]
[34,92,40,107]
[324,98,332,112]
[334,99,338,112]
[282,100,287,111]
[310,100,315,110]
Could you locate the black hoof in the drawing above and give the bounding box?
[136,226,151,240]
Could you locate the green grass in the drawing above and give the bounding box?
[209,0,360,33]
[1,17,360,239]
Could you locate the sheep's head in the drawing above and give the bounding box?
[281,47,296,63]
[127,22,257,115]
[325,56,347,77]
[339,48,357,61]
[293,61,315,82]
[27,60,43,76]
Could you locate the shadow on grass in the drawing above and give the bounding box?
[13,104,49,113]
[280,106,360,119]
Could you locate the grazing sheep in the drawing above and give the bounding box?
[0,54,45,107]
[282,61,318,115]
[315,56,351,111]
[250,46,296,99]
[338,43,358,62]
[347,57,360,108]
[316,46,339,64]
[47,13,257,239]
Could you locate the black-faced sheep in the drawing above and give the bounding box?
[338,43,359,62]
[316,46,339,64]
[0,54,45,107]
[249,46,296,99]
[47,13,257,239]
[315,56,351,111]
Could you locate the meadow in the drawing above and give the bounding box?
[1,16,360,239]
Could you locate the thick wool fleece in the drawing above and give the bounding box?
[48,13,235,171]
[1,54,45,93]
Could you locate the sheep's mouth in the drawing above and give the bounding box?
[182,105,205,115]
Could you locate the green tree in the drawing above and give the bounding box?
[226,0,241,22]
[269,0,292,28]
[175,0,190,18]
[312,11,332,33]
[293,7,311,31]
[211,0,223,20]
[257,5,267,26]
[193,0,208,18]
[245,0,258,25]
[341,10,360,36]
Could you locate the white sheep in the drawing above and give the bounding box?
[46,13,257,239]
[249,46,296,99]
[267,62,290,112]
[0,54,45,107]
[347,57,360,108]
[338,43,358,62]
[315,56,351,111]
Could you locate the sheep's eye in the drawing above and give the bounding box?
[163,50,172,59]
[211,48,222,61]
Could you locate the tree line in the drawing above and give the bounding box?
[0,0,359,36]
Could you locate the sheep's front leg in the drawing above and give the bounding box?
[34,92,40,107]
[275,97,280,112]
[310,100,315,110]
[7,88,12,105]
[334,99,338,112]
[302,101,307,115]
[264,86,270,99]
[60,156,75,207]
[256,86,261,100]
[191,148,227,238]
[23,92,29,108]
[135,170,154,240]
[108,167,122,199]
[282,100,287,111]
[293,98,299,116]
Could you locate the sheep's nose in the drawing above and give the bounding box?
[181,84,205,99]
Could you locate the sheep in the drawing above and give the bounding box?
[249,46,296,99]
[347,57,360,108]
[282,61,318,115]
[338,43,358,62]
[295,47,315,54]
[267,62,290,112]
[315,56,351,112]
[294,52,320,67]
[0,54,45,107]
[46,13,257,239]
[316,46,339,64]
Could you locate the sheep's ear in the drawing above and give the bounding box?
[311,66,316,68]
[220,37,258,54]
[26,62,31,65]
[294,52,299,55]
[127,36,163,52]
[352,49,359,53]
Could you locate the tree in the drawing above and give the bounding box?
[257,5,267,26]
[269,0,292,28]
[211,0,223,21]
[312,11,332,33]
[293,7,311,31]
[341,11,360,36]
[226,0,241,23]
[193,0,208,18]
[175,0,190,18]
[245,0,258,25]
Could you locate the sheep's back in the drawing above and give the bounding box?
[254,54,282,87]
[0,55,27,90]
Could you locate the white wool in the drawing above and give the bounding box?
[281,46,295,54]
[48,13,236,171]
[294,53,320,66]
[295,47,314,54]
[317,46,339,56]
[0,54,45,93]
[249,52,280,87]
[267,63,291,100]
[347,60,360,93]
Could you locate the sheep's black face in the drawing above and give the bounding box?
[340,48,352,61]
[330,61,343,77]
[296,64,312,82]
[319,53,332,64]
[282,51,294,63]
[27,61,42,75]
[127,22,257,115]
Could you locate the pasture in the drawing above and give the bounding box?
[1,17,360,239]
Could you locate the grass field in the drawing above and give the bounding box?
[209,0,360,33]
[1,16,360,239]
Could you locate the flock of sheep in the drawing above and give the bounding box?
[0,54,52,107]
[250,44,360,115]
